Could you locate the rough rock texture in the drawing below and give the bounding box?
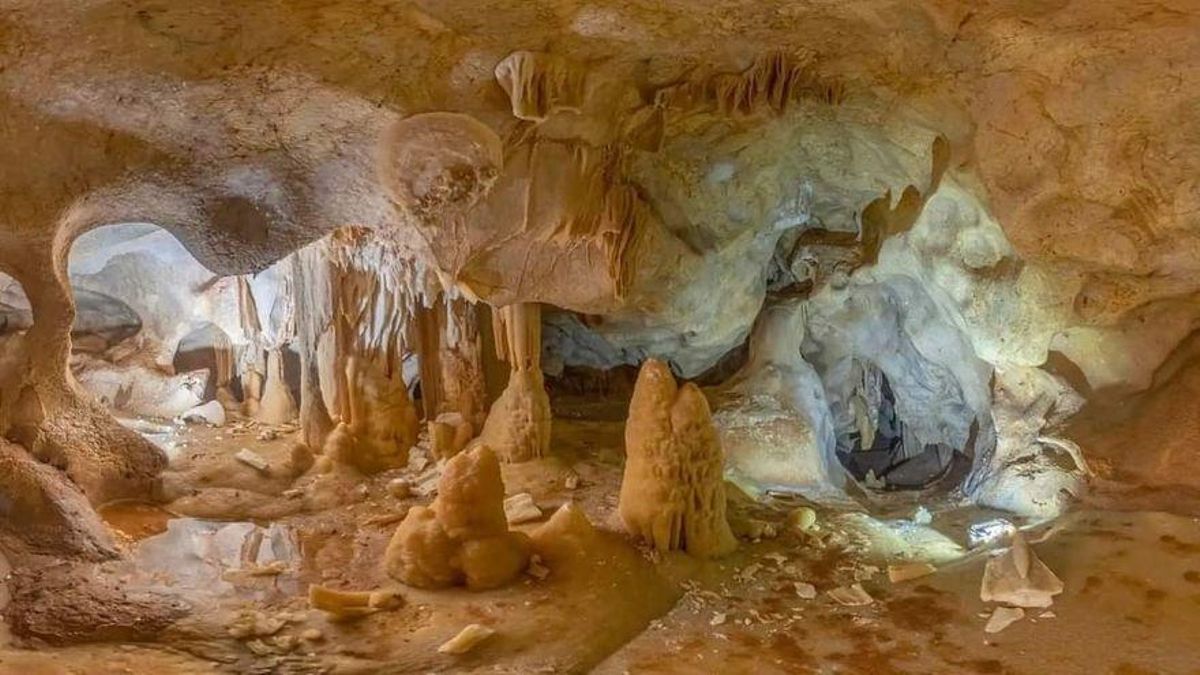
[619,359,736,558]
[384,444,531,590]
[0,438,119,561]
[1,1,1199,542]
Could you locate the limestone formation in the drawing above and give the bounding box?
[1,1,1200,668]
[324,355,419,474]
[384,445,531,590]
[256,348,298,425]
[618,359,736,558]
[428,412,473,461]
[476,303,552,463]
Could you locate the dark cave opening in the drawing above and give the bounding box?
[835,371,969,491]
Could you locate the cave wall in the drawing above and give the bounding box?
[0,0,1196,548]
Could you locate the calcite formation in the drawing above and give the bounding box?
[0,3,1198,669]
[619,359,736,558]
[323,355,419,474]
[476,303,552,462]
[384,444,531,590]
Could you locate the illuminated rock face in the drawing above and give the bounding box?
[0,0,1197,562]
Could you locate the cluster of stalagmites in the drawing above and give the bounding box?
[618,359,737,558]
[384,444,532,590]
[378,355,736,597]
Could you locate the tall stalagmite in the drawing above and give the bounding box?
[619,359,736,558]
[476,303,551,462]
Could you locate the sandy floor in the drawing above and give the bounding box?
[1,409,1198,674]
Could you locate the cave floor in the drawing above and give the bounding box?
[1,411,1198,674]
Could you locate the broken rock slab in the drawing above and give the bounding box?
[827,583,874,606]
[984,606,1025,634]
[503,492,543,525]
[438,623,495,655]
[980,531,1064,608]
[180,400,226,427]
[888,562,936,584]
[235,448,270,473]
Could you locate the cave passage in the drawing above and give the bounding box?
[835,369,966,490]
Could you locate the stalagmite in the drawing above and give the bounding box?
[318,230,430,473]
[618,359,736,558]
[383,444,531,590]
[428,411,473,461]
[475,303,551,463]
[256,348,298,425]
[323,354,419,474]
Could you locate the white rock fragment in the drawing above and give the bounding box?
[794,582,817,599]
[827,583,874,606]
[564,473,580,490]
[438,624,495,655]
[527,555,550,580]
[710,612,727,626]
[912,506,933,525]
[503,493,543,525]
[888,562,937,584]
[181,400,226,427]
[984,606,1025,634]
[1039,610,1056,619]
[235,448,270,472]
[980,531,1063,608]
[968,518,1016,549]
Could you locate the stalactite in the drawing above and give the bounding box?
[318,228,432,473]
[655,50,845,116]
[410,301,443,420]
[236,276,265,417]
[290,245,334,449]
[476,302,551,462]
[494,51,587,122]
[211,331,239,412]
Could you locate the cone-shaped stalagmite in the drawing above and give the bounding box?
[619,358,736,558]
[256,348,299,425]
[384,444,530,590]
[476,303,551,462]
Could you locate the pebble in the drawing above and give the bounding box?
[387,478,412,499]
[438,624,495,655]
